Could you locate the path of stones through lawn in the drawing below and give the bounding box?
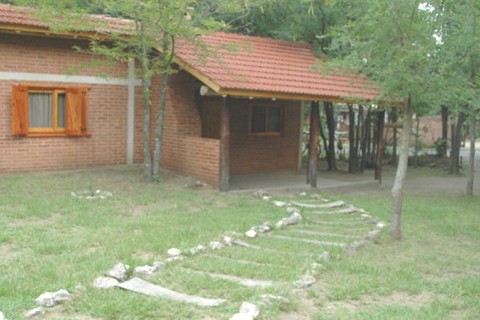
[25,191,386,320]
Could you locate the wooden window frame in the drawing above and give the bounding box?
[12,84,90,137]
[249,102,284,136]
[27,89,66,134]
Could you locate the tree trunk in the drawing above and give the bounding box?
[306,105,313,184]
[356,105,363,172]
[152,34,172,181]
[319,110,328,161]
[375,110,385,182]
[348,105,355,173]
[361,108,371,171]
[466,112,476,195]
[414,116,420,168]
[371,112,377,163]
[441,105,449,141]
[391,97,413,240]
[391,110,398,166]
[451,112,466,175]
[324,102,337,171]
[140,24,153,183]
[366,111,372,159]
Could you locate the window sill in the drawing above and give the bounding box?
[25,132,91,138]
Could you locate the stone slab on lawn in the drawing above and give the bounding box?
[116,277,226,307]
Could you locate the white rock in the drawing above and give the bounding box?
[167,248,182,257]
[272,201,287,207]
[35,292,56,307]
[239,302,260,318]
[261,196,271,201]
[253,190,268,198]
[134,265,156,275]
[293,275,316,288]
[376,221,386,229]
[275,212,302,228]
[245,230,257,238]
[0,311,5,320]
[166,256,184,263]
[152,261,165,271]
[299,192,307,196]
[24,307,44,318]
[53,289,71,304]
[223,236,233,246]
[106,263,130,281]
[286,207,300,214]
[93,276,119,289]
[360,213,371,218]
[230,313,253,320]
[257,223,272,233]
[189,245,205,255]
[209,241,223,250]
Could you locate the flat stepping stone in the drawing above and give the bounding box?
[291,200,345,209]
[267,235,346,247]
[205,253,289,269]
[304,206,358,215]
[306,218,377,225]
[288,229,362,239]
[116,277,225,307]
[182,268,275,288]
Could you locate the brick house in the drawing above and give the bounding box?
[0,4,379,190]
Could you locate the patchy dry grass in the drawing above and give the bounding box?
[0,166,479,320]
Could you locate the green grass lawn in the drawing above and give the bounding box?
[0,166,479,319]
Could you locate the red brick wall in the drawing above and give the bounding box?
[229,99,301,175]
[160,72,220,185]
[0,33,132,173]
[1,32,301,184]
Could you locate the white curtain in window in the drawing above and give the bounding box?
[29,93,52,127]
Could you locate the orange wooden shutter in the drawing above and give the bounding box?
[11,85,29,136]
[65,87,82,136]
[80,87,88,134]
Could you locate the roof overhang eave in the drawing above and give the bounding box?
[0,24,116,41]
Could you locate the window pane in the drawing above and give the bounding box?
[29,93,52,128]
[57,93,66,128]
[267,106,281,132]
[251,106,266,133]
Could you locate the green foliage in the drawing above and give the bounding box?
[434,138,448,157]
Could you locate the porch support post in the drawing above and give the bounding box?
[219,96,231,192]
[298,102,305,173]
[308,101,320,188]
[375,110,386,183]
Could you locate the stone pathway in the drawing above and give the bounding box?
[18,192,385,320]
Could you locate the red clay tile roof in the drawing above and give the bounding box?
[0,4,133,35]
[175,32,381,102]
[0,4,380,102]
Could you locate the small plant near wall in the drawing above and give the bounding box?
[434,138,448,157]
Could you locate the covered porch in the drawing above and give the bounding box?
[174,32,384,191]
